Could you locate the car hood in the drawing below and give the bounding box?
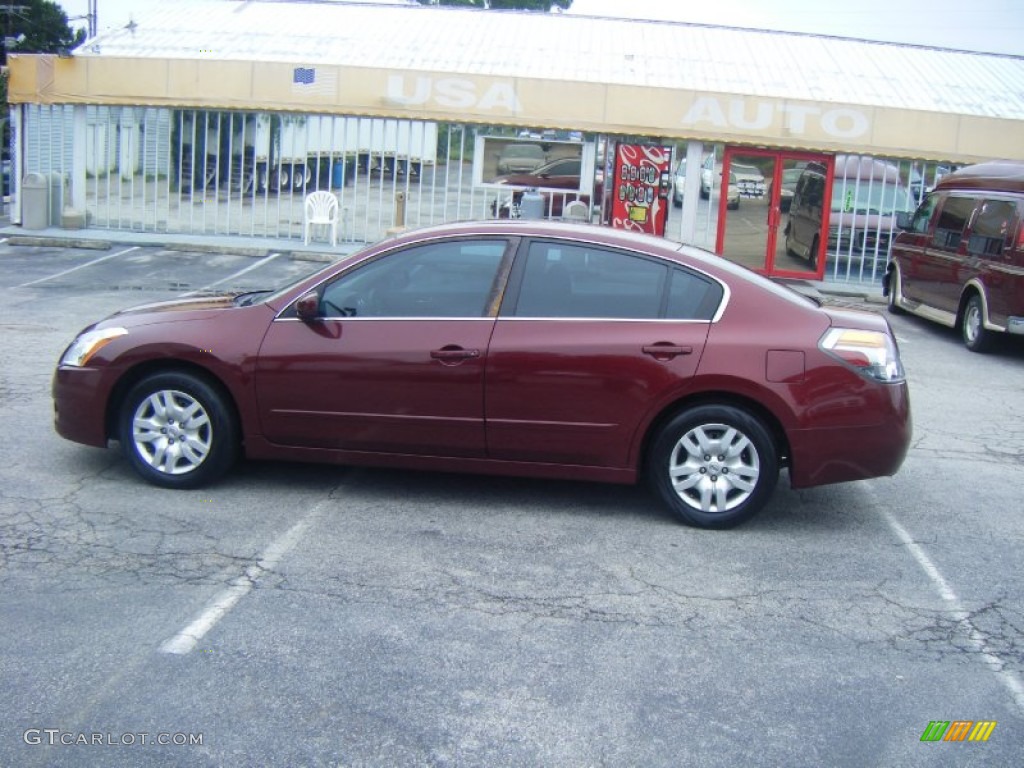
[99,294,246,328]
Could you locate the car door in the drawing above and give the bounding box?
[484,239,719,469]
[894,192,941,303]
[254,238,512,456]
[914,194,977,311]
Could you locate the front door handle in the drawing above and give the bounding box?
[431,346,480,365]
[642,343,693,360]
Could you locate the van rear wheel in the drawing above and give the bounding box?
[962,294,995,353]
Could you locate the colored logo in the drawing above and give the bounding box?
[920,721,996,742]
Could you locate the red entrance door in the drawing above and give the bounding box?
[714,148,830,278]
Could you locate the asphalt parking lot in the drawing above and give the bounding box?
[1,237,1022,766]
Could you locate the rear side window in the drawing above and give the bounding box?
[967,200,1018,258]
[509,241,722,321]
[667,269,724,320]
[932,196,976,250]
[512,241,666,319]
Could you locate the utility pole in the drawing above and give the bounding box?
[68,0,97,40]
[1,4,29,64]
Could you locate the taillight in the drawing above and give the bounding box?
[820,327,905,383]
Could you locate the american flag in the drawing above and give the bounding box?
[291,66,337,97]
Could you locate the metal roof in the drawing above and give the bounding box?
[77,0,1024,121]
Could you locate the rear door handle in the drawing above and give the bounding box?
[642,343,693,360]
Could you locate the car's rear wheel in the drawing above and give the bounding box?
[648,405,778,529]
[119,372,237,488]
[961,293,995,353]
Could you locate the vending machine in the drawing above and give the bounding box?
[606,142,672,236]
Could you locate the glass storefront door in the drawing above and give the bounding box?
[715,148,830,278]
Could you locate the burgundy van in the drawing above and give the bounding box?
[886,160,1024,352]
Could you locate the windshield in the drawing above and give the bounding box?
[831,180,914,215]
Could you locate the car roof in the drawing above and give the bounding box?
[934,160,1024,193]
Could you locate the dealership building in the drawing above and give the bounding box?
[6,0,1024,282]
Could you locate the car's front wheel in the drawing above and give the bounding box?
[648,405,778,529]
[119,371,238,488]
[886,264,905,315]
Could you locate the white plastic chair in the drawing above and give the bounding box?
[303,191,339,246]
[562,199,590,222]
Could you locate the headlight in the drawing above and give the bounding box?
[820,327,905,383]
[60,327,128,367]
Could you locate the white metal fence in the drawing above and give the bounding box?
[13,104,956,284]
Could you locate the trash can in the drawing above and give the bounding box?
[519,187,545,219]
[21,172,50,230]
[48,171,65,225]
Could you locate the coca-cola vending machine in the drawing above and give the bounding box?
[605,143,672,236]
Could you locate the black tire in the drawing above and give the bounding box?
[648,405,779,529]
[784,223,798,259]
[886,264,905,315]
[119,372,238,489]
[808,235,819,271]
[961,293,995,353]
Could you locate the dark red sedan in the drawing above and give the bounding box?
[53,220,911,528]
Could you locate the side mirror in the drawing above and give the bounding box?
[895,211,913,231]
[295,292,321,321]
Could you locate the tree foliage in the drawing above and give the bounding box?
[5,0,85,56]
[414,0,573,10]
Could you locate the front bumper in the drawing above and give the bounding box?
[52,367,111,448]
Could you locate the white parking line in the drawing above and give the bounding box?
[159,509,321,655]
[873,495,1024,714]
[182,252,283,297]
[13,246,140,288]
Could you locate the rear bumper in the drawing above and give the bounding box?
[788,383,912,488]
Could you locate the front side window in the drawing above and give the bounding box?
[831,180,914,214]
[543,159,581,177]
[967,199,1018,258]
[932,196,976,250]
[319,239,507,318]
[910,193,940,233]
